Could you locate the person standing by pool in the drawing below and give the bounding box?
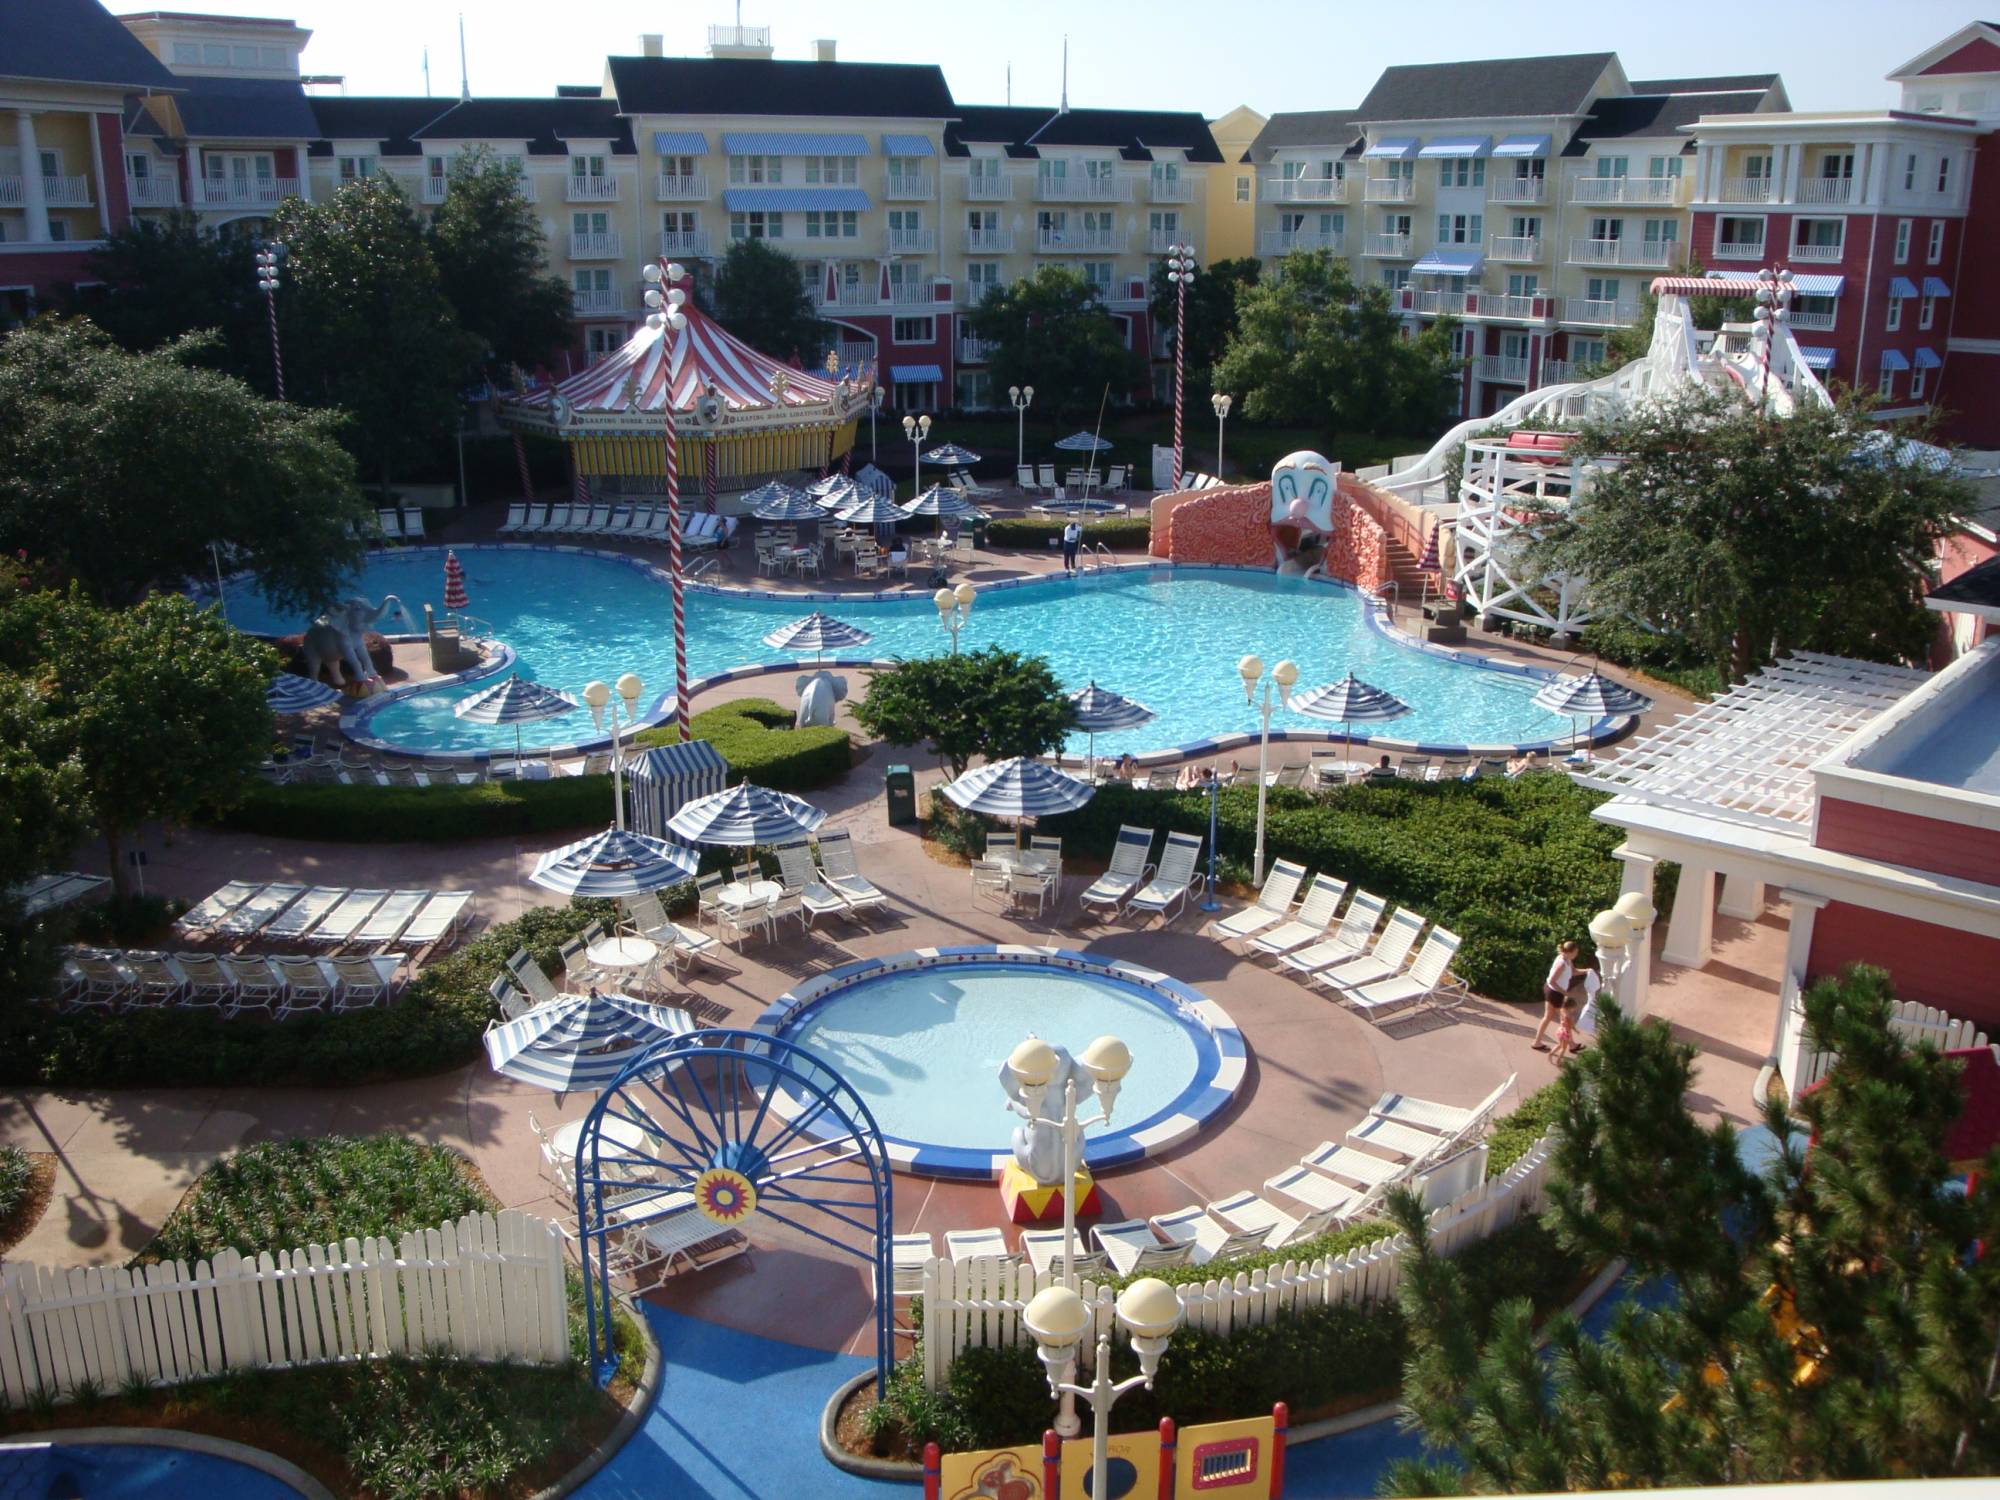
[1061,518,1082,574]
[1533,939,1578,1052]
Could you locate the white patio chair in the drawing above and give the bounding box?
[621,891,723,972]
[375,508,403,541]
[774,842,849,927]
[1308,906,1424,990]
[969,857,1012,907]
[331,954,402,1008]
[816,832,888,916]
[943,1227,1014,1267]
[1206,859,1307,944]
[1021,1229,1107,1279]
[120,951,185,1007]
[64,950,129,1010]
[1016,463,1042,492]
[489,974,531,1022]
[1122,830,1205,923]
[1248,874,1349,957]
[1104,464,1127,493]
[173,952,237,1011]
[221,955,281,1015]
[527,1108,570,1197]
[1342,928,1464,1023]
[401,890,472,952]
[1010,867,1058,918]
[1092,1218,1194,1276]
[274,956,336,1018]
[497,502,529,535]
[1149,1205,1271,1266]
[506,948,564,1007]
[1037,463,1058,490]
[1079,825,1156,919]
[1279,890,1390,976]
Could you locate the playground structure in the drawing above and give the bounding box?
[1376,269,1833,636]
[926,1406,1289,1500]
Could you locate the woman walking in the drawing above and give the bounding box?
[1533,939,1578,1052]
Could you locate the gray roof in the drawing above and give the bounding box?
[1629,74,1780,95]
[307,97,455,159]
[1565,89,1771,150]
[941,104,1221,162]
[1356,52,1616,122]
[413,97,635,155]
[608,55,956,119]
[1930,552,2000,612]
[0,0,180,91]
[1246,109,1362,163]
[173,75,320,140]
[945,105,1050,158]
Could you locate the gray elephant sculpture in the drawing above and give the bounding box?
[794,670,848,730]
[300,594,412,687]
[996,1040,1086,1185]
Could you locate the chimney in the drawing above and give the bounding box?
[641,32,663,57]
[812,38,836,62]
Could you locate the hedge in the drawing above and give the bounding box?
[983,515,1152,550]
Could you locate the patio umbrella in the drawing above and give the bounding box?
[453,673,579,760]
[442,549,468,614]
[811,477,862,512]
[1289,673,1411,762]
[808,473,856,498]
[1532,670,1653,756]
[667,782,828,846]
[901,483,975,537]
[483,987,696,1093]
[529,825,700,899]
[1053,431,1113,453]
[1066,681,1156,780]
[833,490,905,525]
[267,671,342,714]
[924,442,981,467]
[941,757,1095,820]
[763,611,875,663]
[743,481,823,521]
[854,463,896,497]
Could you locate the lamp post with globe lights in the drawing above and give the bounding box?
[582,673,645,830]
[902,411,931,495]
[254,243,284,401]
[1238,654,1298,884]
[1165,243,1197,489]
[640,259,692,736]
[869,382,884,462]
[1612,888,1658,1018]
[1009,384,1034,475]
[1212,391,1232,480]
[1588,907,1633,1022]
[1022,1278,1182,1500]
[934,581,976,654]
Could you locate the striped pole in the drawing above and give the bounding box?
[572,458,588,510]
[264,286,285,401]
[512,433,534,501]
[665,396,688,738]
[703,437,718,514]
[1173,268,1186,489]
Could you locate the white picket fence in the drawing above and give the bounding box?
[919,1135,1555,1391]
[1787,997,1991,1095]
[0,1210,569,1404]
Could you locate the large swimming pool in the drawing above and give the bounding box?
[222,546,1582,757]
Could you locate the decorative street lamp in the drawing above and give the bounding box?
[582,673,645,830]
[641,259,691,736]
[1612,889,1659,1019]
[1588,906,1633,1023]
[1211,391,1233,480]
[1199,762,1222,913]
[1165,242,1197,489]
[254,242,284,401]
[934,581,976,654]
[902,411,932,495]
[1009,383,1035,475]
[870,382,884,462]
[1023,1277,1182,1500]
[1238,653,1298,884]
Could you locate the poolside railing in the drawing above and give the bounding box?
[0,1209,568,1403]
[917,1133,1555,1391]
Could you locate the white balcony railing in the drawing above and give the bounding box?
[421,176,449,204]
[1712,238,1767,260]
[1487,236,1542,262]
[888,280,933,305]
[1258,229,1344,256]
[1788,308,1837,330]
[1567,173,1687,206]
[958,336,993,363]
[1789,240,1844,262]
[1540,358,1580,384]
[566,175,620,202]
[888,227,936,253]
[823,284,878,308]
[963,227,1013,252]
[1569,237,1676,268]
[659,229,711,258]
[965,174,1012,201]
[1562,297,1642,326]
[1716,176,1773,203]
[1364,232,1414,257]
[709,22,770,47]
[657,172,708,200]
[1405,289,1469,316]
[572,288,626,315]
[1475,292,1551,321]
[1035,227,1126,252]
[1800,177,1855,205]
[1149,176,1194,203]
[1036,175,1129,203]
[37,174,95,207]
[198,176,301,207]
[1485,176,1546,204]
[1477,355,1530,383]
[1262,175,1348,203]
[836,340,875,369]
[569,231,622,259]
[126,175,179,207]
[885,173,933,200]
[1147,228,1196,254]
[1364,177,1416,203]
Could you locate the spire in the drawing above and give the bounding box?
[1060,36,1068,114]
[457,12,470,101]
[421,45,430,97]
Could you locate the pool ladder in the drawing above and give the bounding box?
[1082,542,1115,575]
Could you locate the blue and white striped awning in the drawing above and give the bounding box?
[1924,276,1951,298]
[453,674,579,726]
[628,740,729,840]
[1880,348,1911,371]
[1289,673,1411,728]
[902,482,976,517]
[1362,137,1418,159]
[1789,273,1843,296]
[653,131,709,155]
[854,462,895,497]
[1796,345,1836,370]
[743,481,823,520]
[1418,136,1491,158]
[1412,249,1483,276]
[722,187,871,213]
[941,757,1094,819]
[763,611,875,656]
[1531,670,1651,719]
[267,672,342,713]
[890,363,941,383]
[667,782,827,847]
[529,827,700,898]
[1914,346,1943,369]
[1067,681,1155,733]
[1889,276,1920,299]
[1492,134,1550,158]
[881,134,935,156]
[483,988,695,1093]
[723,131,870,156]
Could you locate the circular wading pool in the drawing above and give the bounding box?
[755,946,1246,1179]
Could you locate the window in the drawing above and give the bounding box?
[956,369,994,409]
[126,152,149,180]
[1740,153,1770,182]
[570,154,607,180]
[1509,214,1541,241]
[1385,213,1412,239]
[1150,162,1180,188]
[1380,267,1410,290]
[1510,156,1546,184]
[892,315,934,343]
[1506,272,1539,297]
[202,42,226,64]
[804,210,857,238]
[1235,175,1250,203]
[1149,210,1178,237]
[1080,209,1115,241]
[1084,158,1117,184]
[727,155,781,184]
[1436,213,1481,244]
[803,156,857,185]
[1920,293,1937,330]
[1081,260,1113,293]
[172,42,199,63]
[662,210,697,242]
[1438,157,1484,188]
[337,155,376,182]
[1903,153,1919,192]
[1819,152,1854,182]
[1886,292,1904,331]
[1937,155,1952,193]
[572,267,611,293]
[969,159,1004,191]
[1586,276,1621,303]
[1643,218,1678,254]
[1594,156,1629,179]
[425,157,447,184]
[584,327,618,363]
[1646,156,1683,179]
[661,154,697,181]
[571,210,609,235]
[1928,221,1945,262]
[1037,209,1066,243]
[1793,293,1838,325]
[1911,363,1928,399]
[965,261,1000,297]
[1038,159,1068,188]
[1895,219,1912,263]
[1717,215,1765,251]
[1795,218,1842,251]
[1878,364,1896,398]
[1589,215,1623,242]
[1570,337,1606,366]
[729,210,781,239]
[47,221,67,243]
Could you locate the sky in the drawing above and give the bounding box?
[113,0,1980,117]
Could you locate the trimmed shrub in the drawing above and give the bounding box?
[983,514,1152,550]
[0,1146,30,1222]
[632,697,851,792]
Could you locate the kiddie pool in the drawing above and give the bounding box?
[754,946,1246,1179]
[0,1439,306,1498]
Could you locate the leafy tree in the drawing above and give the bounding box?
[1387,969,2000,1493]
[273,177,480,492]
[849,647,1075,779]
[709,237,826,365]
[1531,387,1970,679]
[428,147,574,378]
[0,672,89,1005]
[1214,249,1460,436]
[79,209,272,390]
[0,589,277,899]
[1148,255,1261,402]
[0,320,368,612]
[968,266,1143,427]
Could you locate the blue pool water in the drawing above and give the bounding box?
[0,1441,302,1498]
[777,961,1209,1155]
[221,548,1577,756]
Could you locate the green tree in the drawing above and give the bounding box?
[428,147,574,377]
[1148,255,1260,405]
[849,647,1075,779]
[0,320,368,612]
[1531,387,1970,680]
[0,589,277,898]
[0,671,89,1005]
[79,209,271,389]
[1214,249,1460,436]
[968,266,1143,427]
[273,177,479,493]
[709,237,826,365]
[1387,970,2000,1493]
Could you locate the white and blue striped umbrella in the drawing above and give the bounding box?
[812,478,862,511]
[901,483,976,518]
[454,673,580,759]
[483,988,695,1093]
[1066,681,1156,781]
[763,611,875,659]
[744,482,824,521]
[1290,673,1410,754]
[924,442,981,466]
[1531,670,1652,719]
[808,473,855,497]
[666,782,828,847]
[268,672,342,714]
[942,757,1095,819]
[1054,431,1113,453]
[529,826,700,898]
[854,463,896,497]
[833,490,906,526]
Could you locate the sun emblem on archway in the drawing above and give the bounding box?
[691,1165,758,1225]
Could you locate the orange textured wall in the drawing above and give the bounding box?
[1161,483,1276,565]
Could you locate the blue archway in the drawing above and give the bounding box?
[573,1028,895,1393]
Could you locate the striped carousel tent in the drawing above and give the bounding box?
[627,739,730,839]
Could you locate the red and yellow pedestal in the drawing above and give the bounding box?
[999,1161,1100,1226]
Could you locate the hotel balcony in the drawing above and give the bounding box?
[1258,228,1344,256]
[1364,232,1414,258]
[660,230,712,258]
[1562,296,1642,326]
[1149,176,1194,203]
[1566,173,1687,206]
[888,227,936,253]
[836,339,876,369]
[126,175,180,208]
[1788,307,1837,330]
[656,171,709,200]
[965,175,1012,201]
[1712,238,1767,261]
[572,288,627,316]
[1487,236,1543,263]
[1035,227,1126,253]
[963,227,1013,252]
[1261,175,1348,204]
[1146,227,1197,254]
[1540,358,1581,384]
[566,175,620,203]
[958,336,994,363]
[421,176,449,204]
[1485,176,1547,205]
[1476,355,1530,383]
[7,173,96,208]
[1568,237,1676,268]
[1404,289,1469,316]
[1789,240,1844,261]
[1035,176,1130,204]
[197,176,300,208]
[885,173,933,201]
[820,282,936,310]
[1799,177,1855,205]
[1716,176,1774,204]
[1399,288,1552,322]
[569,231,622,259]
[1363,176,1416,203]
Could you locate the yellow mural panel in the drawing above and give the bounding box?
[940,1443,1046,1500]
[1175,1414,1275,1498]
[1059,1429,1159,1500]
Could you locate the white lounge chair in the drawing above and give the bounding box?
[1037,463,1058,490]
[1299,1137,1412,1189]
[578,504,611,534]
[1249,874,1349,956]
[816,831,887,917]
[1262,1163,1382,1221]
[497,502,530,535]
[1016,463,1042,492]
[1207,1191,1340,1251]
[215,882,305,937]
[1207,859,1307,944]
[1364,1075,1517,1141]
[310,888,387,947]
[775,842,851,927]
[1343,928,1464,1022]
[1149,1205,1271,1266]
[401,890,472,951]
[263,885,346,942]
[375,508,403,541]
[1123,829,1204,923]
[173,952,236,1011]
[174,879,262,935]
[400,507,425,539]
[1079,825,1155,918]
[516,502,550,534]
[943,1227,1013,1266]
[1281,890,1391,975]
[878,1232,935,1300]
[1092,1218,1193,1276]
[120,951,185,1006]
[353,889,429,948]
[1021,1229,1107,1279]
[1309,907,1424,991]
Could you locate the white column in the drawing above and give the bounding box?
[1718,872,1766,920]
[1769,889,1829,1099]
[1780,143,1803,207]
[1660,863,1716,969]
[1615,849,1659,1020]
[296,149,311,202]
[88,111,111,236]
[15,110,50,242]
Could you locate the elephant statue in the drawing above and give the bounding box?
[794,670,848,730]
[1270,450,1344,574]
[997,1040,1086,1187]
[300,594,412,687]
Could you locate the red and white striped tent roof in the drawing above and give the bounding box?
[1649,275,1767,298]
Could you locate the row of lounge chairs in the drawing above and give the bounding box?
[1078,826,1207,923]
[1017,464,1129,494]
[57,948,404,1016]
[360,507,426,543]
[174,882,473,954]
[496,502,732,548]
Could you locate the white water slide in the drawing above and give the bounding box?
[1377,272,1833,636]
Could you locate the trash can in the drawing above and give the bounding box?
[885,764,917,826]
[971,515,989,550]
